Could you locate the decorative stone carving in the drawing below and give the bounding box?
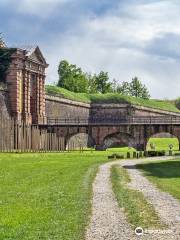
[5,46,48,124]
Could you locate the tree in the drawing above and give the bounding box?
[87,73,98,94]
[57,60,88,93]
[0,33,5,48]
[129,77,150,99]
[112,79,118,93]
[95,71,112,94]
[117,81,130,95]
[175,98,180,110]
[116,77,150,99]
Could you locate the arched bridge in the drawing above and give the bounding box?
[39,116,180,151]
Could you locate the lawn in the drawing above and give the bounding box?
[147,138,179,151]
[111,165,163,229]
[136,160,180,200]
[0,152,109,240]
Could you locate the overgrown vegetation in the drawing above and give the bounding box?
[111,165,164,229]
[0,47,16,83]
[45,85,180,112]
[137,160,180,200]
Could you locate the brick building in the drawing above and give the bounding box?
[6,46,48,124]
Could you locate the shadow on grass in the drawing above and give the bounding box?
[134,161,180,179]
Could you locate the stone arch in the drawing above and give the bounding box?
[66,133,95,150]
[146,132,179,151]
[103,132,136,149]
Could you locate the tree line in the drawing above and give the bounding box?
[57,60,150,99]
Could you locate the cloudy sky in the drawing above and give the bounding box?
[1,0,180,99]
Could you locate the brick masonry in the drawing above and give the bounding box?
[5,46,48,124]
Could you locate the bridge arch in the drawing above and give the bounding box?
[66,133,95,150]
[103,132,136,149]
[146,132,179,151]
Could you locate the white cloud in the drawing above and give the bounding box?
[1,0,178,98]
[33,0,180,98]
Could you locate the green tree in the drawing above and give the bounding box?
[87,73,98,94]
[95,71,112,94]
[57,60,88,92]
[117,81,130,95]
[175,98,180,110]
[129,77,150,99]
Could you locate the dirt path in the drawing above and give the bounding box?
[86,161,134,240]
[86,157,180,240]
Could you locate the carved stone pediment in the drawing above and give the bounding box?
[26,46,48,67]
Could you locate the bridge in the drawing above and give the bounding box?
[40,116,180,151]
[46,116,180,126]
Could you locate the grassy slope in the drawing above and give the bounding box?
[111,165,163,229]
[147,138,179,151]
[45,85,180,113]
[0,152,109,240]
[137,160,180,200]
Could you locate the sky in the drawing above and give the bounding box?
[1,0,180,99]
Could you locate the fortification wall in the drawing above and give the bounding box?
[90,104,131,118]
[45,95,90,119]
[45,95,180,120]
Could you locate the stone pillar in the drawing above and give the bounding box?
[34,74,47,124]
[22,70,32,124]
[36,74,40,118]
[6,49,24,123]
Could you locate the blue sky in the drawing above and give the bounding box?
[1,0,180,98]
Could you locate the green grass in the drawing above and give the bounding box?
[136,160,180,200]
[111,165,164,229]
[147,138,179,151]
[45,85,180,113]
[0,152,110,240]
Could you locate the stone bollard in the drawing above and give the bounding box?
[127,152,131,159]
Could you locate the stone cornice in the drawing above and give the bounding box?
[45,94,91,108]
[132,104,180,116]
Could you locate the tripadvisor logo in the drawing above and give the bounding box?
[135,227,144,236]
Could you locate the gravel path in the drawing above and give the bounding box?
[86,156,180,240]
[120,157,180,240]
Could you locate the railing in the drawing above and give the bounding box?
[46,116,180,126]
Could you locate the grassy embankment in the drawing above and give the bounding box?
[111,165,164,230]
[45,85,180,113]
[0,152,110,240]
[137,160,180,200]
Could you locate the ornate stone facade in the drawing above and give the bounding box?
[6,46,48,124]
